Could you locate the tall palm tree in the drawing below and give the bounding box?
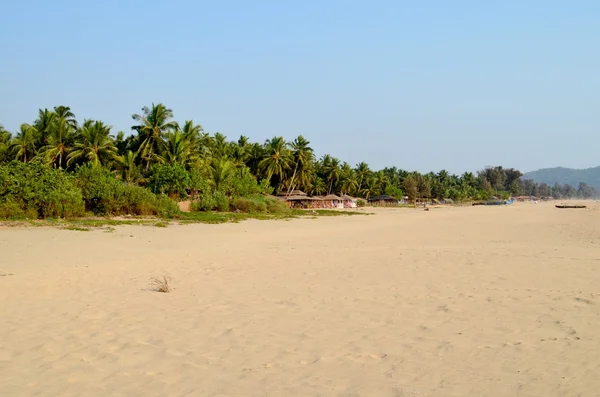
[68,121,118,167]
[211,132,230,158]
[259,136,291,187]
[11,124,38,162]
[231,135,251,166]
[355,162,371,192]
[321,155,341,194]
[53,105,78,129]
[161,129,194,166]
[40,118,73,168]
[339,162,359,196]
[286,135,314,195]
[33,108,57,146]
[131,103,178,170]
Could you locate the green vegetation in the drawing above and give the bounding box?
[1,103,595,224]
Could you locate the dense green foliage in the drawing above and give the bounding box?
[0,103,596,220]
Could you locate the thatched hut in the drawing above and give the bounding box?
[321,194,343,209]
[340,194,358,208]
[277,190,316,208]
[368,194,399,207]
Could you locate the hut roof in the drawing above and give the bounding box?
[277,189,308,198]
[340,194,356,200]
[368,194,398,201]
[322,194,341,200]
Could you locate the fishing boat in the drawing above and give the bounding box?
[555,205,587,209]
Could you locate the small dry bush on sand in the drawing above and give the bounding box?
[150,274,172,293]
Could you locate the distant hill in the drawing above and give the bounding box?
[523,166,600,189]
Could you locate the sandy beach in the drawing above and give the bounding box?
[1,202,599,396]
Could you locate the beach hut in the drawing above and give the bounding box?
[320,194,342,209]
[368,194,399,207]
[277,190,315,208]
[340,194,358,208]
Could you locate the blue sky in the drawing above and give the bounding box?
[1,0,598,174]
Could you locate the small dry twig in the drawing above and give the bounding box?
[150,274,172,293]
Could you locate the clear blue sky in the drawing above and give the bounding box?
[1,0,598,174]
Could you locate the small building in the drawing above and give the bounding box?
[277,190,316,208]
[321,194,343,209]
[368,194,399,207]
[340,194,358,208]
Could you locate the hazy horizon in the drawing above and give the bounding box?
[1,1,598,175]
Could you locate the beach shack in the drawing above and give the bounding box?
[368,194,399,207]
[340,194,358,208]
[277,190,315,208]
[321,194,343,209]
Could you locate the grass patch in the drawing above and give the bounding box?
[0,207,366,229]
[66,226,91,232]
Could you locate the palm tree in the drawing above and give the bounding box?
[161,129,193,166]
[321,155,341,194]
[339,162,359,195]
[231,135,251,166]
[208,157,234,191]
[40,118,73,168]
[118,150,140,183]
[68,121,118,167]
[33,108,57,146]
[286,135,314,195]
[259,136,291,187]
[10,124,38,162]
[355,162,371,192]
[131,103,178,170]
[53,105,78,129]
[211,132,230,158]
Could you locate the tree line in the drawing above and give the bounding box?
[0,103,596,211]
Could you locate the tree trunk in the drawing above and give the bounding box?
[286,162,299,197]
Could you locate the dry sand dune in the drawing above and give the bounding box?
[1,202,600,396]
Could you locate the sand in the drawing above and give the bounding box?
[1,202,600,396]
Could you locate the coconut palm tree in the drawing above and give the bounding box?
[355,162,371,192]
[68,121,118,167]
[208,157,234,191]
[231,135,251,166]
[286,135,314,195]
[10,124,38,162]
[33,108,57,146]
[339,162,359,196]
[40,118,74,168]
[131,103,178,170]
[161,129,194,166]
[54,105,78,129]
[117,150,141,183]
[321,155,341,194]
[259,136,291,187]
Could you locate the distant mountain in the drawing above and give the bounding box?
[523,166,600,189]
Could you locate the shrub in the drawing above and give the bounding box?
[231,197,251,212]
[74,164,179,217]
[147,164,191,198]
[0,161,85,219]
[266,197,290,213]
[357,198,367,207]
[232,196,269,213]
